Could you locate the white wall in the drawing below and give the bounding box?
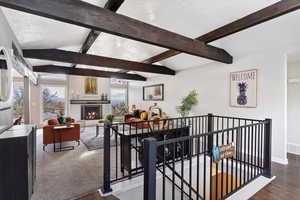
[30,81,41,126]
[128,84,145,109]
[287,61,300,155]
[0,9,22,131]
[129,52,288,164]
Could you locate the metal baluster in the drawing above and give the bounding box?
[215,133,219,200]
[163,138,166,200]
[254,123,257,176]
[172,143,175,200]
[209,137,213,200]
[221,118,224,198]
[116,125,118,180]
[197,135,200,200]
[226,118,229,194]
[247,126,250,182]
[243,123,247,185]
[143,138,157,200]
[231,119,234,193]
[203,135,207,200]
[239,126,243,188]
[189,137,192,199]
[181,140,184,200]
[236,119,240,189]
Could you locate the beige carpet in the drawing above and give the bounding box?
[32,128,103,200]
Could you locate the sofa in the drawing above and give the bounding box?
[43,119,80,151]
[125,109,159,129]
[125,114,149,129]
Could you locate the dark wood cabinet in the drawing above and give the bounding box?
[0,125,36,200]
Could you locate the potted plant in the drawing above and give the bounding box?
[176,90,198,117]
[105,114,115,123]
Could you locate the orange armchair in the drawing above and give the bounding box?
[43,123,80,151]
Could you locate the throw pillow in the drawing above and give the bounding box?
[57,116,66,124]
[140,111,148,120]
[133,109,140,118]
[48,119,60,125]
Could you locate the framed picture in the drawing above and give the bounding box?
[84,77,98,95]
[143,84,164,101]
[230,69,257,108]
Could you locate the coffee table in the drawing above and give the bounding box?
[96,120,122,137]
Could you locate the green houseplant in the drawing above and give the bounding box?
[176,90,198,117]
[105,114,115,122]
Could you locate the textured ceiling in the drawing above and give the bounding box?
[3,0,300,78]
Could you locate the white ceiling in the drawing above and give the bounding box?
[2,0,300,78]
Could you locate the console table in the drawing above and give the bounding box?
[53,125,75,152]
[112,125,190,175]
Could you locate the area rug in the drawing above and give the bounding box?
[80,126,118,151]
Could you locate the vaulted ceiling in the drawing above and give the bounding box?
[2,0,300,79]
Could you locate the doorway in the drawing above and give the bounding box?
[287,60,300,156]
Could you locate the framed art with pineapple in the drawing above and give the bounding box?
[230,69,257,108]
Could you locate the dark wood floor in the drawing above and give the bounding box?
[251,153,300,200]
[77,154,300,200]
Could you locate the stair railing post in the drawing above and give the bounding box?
[101,121,112,194]
[207,113,214,153]
[263,118,272,178]
[143,137,157,200]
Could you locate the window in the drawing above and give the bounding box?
[41,86,66,121]
[13,83,24,120]
[111,80,128,117]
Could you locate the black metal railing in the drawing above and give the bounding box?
[101,115,208,193]
[143,115,272,200]
[100,114,272,200]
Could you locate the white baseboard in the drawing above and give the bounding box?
[98,189,112,197]
[272,156,288,165]
[227,176,275,200]
[287,143,300,155]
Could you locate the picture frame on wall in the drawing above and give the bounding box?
[84,77,98,95]
[143,84,164,101]
[230,69,257,108]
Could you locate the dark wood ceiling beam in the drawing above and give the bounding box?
[33,65,146,81]
[143,0,300,64]
[0,0,232,64]
[104,0,125,12]
[23,49,175,75]
[72,0,124,68]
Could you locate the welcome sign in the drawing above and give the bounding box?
[212,142,235,163]
[230,69,257,108]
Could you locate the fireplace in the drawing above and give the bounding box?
[81,105,102,120]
